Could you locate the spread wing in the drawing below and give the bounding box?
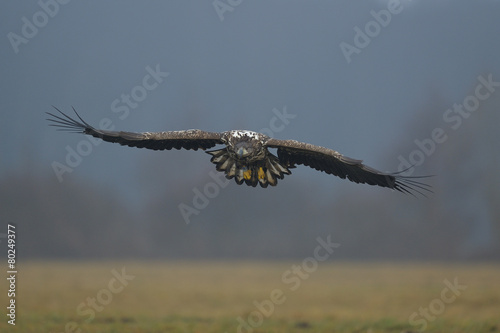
[265,138,431,196]
[46,107,223,151]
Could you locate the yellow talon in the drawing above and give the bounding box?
[258,167,265,180]
[243,169,252,180]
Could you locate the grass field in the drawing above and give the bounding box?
[2,261,499,332]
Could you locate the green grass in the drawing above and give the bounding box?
[2,261,499,332]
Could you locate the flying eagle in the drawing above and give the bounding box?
[47,108,430,195]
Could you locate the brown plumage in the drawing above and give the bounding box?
[47,107,431,195]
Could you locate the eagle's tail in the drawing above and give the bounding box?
[206,149,292,188]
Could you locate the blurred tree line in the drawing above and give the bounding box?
[1,90,499,261]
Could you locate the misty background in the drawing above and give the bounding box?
[1,1,499,260]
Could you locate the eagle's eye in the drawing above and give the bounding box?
[234,142,253,158]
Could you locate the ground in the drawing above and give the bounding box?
[2,261,499,332]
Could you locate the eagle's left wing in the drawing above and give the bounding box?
[265,138,431,196]
[47,107,223,151]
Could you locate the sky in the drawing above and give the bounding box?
[1,1,498,178]
[0,1,499,259]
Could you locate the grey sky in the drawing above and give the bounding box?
[1,1,499,259]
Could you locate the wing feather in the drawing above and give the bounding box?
[46,107,223,151]
[265,138,431,196]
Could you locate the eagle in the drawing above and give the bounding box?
[47,108,430,195]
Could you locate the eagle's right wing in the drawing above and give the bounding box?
[47,107,223,151]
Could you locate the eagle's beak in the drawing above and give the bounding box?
[237,147,251,158]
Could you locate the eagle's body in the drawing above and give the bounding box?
[208,130,291,187]
[47,108,430,195]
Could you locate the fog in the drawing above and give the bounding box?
[1,1,499,260]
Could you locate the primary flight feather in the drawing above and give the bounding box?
[47,107,431,195]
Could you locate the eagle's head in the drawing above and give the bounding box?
[224,130,267,162]
[234,141,254,158]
